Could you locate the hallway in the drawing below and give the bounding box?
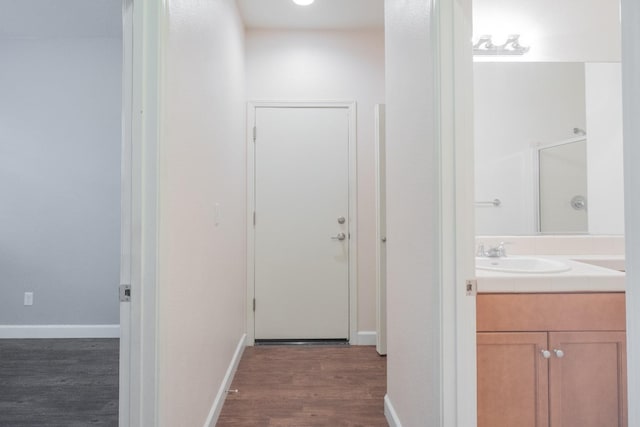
[217,346,386,426]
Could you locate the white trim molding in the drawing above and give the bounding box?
[374,103,387,356]
[203,334,247,427]
[384,394,403,427]
[437,0,478,425]
[356,331,377,346]
[0,324,120,339]
[621,0,640,425]
[119,0,134,425]
[246,100,358,345]
[128,0,164,425]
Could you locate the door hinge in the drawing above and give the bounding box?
[253,126,256,142]
[119,284,131,302]
[253,298,256,312]
[253,211,256,226]
[465,279,477,296]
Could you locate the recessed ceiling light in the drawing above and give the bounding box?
[292,0,315,6]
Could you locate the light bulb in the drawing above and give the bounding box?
[293,0,315,5]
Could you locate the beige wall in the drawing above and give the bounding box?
[245,29,385,333]
[157,0,246,425]
[384,0,442,424]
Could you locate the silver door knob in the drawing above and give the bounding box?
[553,349,565,358]
[331,232,346,241]
[541,349,551,359]
[381,237,387,243]
[337,216,346,224]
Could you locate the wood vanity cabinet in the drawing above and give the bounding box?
[477,293,627,427]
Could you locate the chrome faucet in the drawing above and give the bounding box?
[477,242,507,258]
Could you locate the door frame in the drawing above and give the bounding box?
[374,104,387,355]
[438,0,478,424]
[621,0,640,424]
[119,0,133,425]
[122,0,163,425]
[246,101,358,345]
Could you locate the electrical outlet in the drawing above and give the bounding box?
[24,292,33,306]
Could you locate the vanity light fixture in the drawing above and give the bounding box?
[473,34,530,56]
[292,0,315,5]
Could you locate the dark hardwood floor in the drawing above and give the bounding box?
[0,340,385,426]
[0,338,119,427]
[217,345,387,427]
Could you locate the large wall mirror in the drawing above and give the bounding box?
[473,0,623,236]
[537,138,588,234]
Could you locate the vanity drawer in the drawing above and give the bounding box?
[477,293,626,332]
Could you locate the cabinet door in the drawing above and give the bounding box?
[549,331,627,427]
[477,332,549,427]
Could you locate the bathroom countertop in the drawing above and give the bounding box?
[476,254,625,293]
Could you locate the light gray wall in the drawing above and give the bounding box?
[0,36,121,325]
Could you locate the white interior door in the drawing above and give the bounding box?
[254,106,350,340]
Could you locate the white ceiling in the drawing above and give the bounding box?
[237,0,384,30]
[0,0,121,39]
[0,0,382,39]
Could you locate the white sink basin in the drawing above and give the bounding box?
[476,256,571,274]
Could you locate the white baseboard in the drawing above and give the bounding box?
[356,330,377,346]
[203,333,247,427]
[0,324,120,339]
[384,394,403,427]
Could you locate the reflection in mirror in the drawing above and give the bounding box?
[537,139,587,234]
[474,62,624,236]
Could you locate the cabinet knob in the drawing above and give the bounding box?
[541,349,551,359]
[553,349,565,358]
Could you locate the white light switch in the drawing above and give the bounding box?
[24,292,33,306]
